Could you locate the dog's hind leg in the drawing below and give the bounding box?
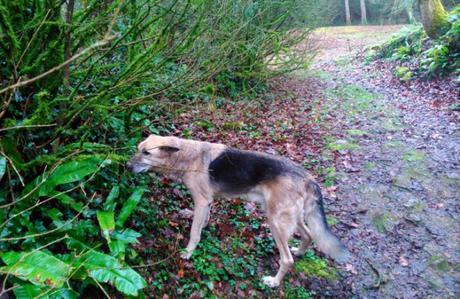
[262,211,296,288]
[291,217,312,257]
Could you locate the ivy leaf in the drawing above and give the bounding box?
[103,185,120,211]
[108,240,126,258]
[39,157,106,196]
[74,250,146,296]
[13,283,79,299]
[112,228,141,244]
[116,187,145,228]
[0,251,72,288]
[97,211,115,243]
[90,268,146,297]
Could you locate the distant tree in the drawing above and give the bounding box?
[418,0,450,38]
[345,0,351,25]
[360,0,368,24]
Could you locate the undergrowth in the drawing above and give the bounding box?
[367,6,459,79]
[0,0,320,297]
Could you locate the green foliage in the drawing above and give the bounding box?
[373,7,460,78]
[97,211,115,243]
[0,251,71,288]
[0,0,317,297]
[116,187,145,228]
[373,25,426,60]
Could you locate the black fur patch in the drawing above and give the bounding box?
[209,149,283,194]
[308,181,329,229]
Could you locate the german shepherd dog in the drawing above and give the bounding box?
[127,135,349,287]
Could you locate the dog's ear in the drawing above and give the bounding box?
[158,146,180,153]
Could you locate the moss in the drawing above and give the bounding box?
[327,139,360,151]
[372,212,397,233]
[394,66,413,81]
[403,150,425,162]
[295,251,338,280]
[285,285,311,299]
[326,215,337,227]
[419,0,450,38]
[429,255,450,272]
[222,121,244,131]
[384,140,405,149]
[364,161,377,170]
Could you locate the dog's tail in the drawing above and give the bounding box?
[304,181,350,263]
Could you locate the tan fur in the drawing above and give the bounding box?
[128,135,349,288]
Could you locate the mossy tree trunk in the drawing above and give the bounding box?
[418,0,450,38]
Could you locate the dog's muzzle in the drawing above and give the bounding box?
[126,160,150,173]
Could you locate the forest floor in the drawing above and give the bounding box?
[136,25,459,298]
[304,25,460,298]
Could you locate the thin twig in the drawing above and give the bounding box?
[16,9,52,69]
[0,123,57,132]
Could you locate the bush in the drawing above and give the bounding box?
[371,7,459,78]
[0,0,317,297]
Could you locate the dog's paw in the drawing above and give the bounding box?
[180,250,193,260]
[262,276,280,288]
[290,246,304,257]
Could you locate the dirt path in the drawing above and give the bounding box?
[304,26,460,298]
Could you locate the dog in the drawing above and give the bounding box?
[127,134,349,287]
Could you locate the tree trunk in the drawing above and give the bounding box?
[406,6,415,24]
[345,0,351,25]
[360,0,367,25]
[418,0,450,38]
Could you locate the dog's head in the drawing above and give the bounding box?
[127,135,180,174]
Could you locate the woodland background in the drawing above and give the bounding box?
[0,0,458,298]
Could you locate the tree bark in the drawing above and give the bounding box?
[360,0,367,25]
[418,0,450,38]
[406,6,415,24]
[345,0,351,25]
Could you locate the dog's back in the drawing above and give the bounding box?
[208,149,306,195]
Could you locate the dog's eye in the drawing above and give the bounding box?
[142,150,150,156]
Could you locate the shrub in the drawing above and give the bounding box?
[0,0,317,297]
[372,7,459,78]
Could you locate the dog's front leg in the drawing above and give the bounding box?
[181,190,212,259]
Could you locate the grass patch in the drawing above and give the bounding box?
[346,129,367,136]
